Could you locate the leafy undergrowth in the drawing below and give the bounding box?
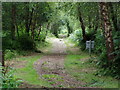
[36,39,52,54]
[5,40,52,61]
[64,54,118,88]
[15,54,53,87]
[64,38,81,54]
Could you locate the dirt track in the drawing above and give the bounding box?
[34,38,83,88]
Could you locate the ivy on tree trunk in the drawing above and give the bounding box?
[100,2,114,61]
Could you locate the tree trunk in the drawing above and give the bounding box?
[38,25,42,38]
[88,15,92,30]
[2,51,5,67]
[25,3,30,36]
[78,5,86,41]
[16,22,19,37]
[67,21,71,37]
[45,23,50,37]
[31,20,36,40]
[30,8,35,39]
[108,2,118,31]
[100,2,114,60]
[11,3,16,40]
[29,8,34,30]
[94,14,99,33]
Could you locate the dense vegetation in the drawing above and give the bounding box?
[1,2,120,88]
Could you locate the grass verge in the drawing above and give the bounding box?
[15,54,53,87]
[64,38,81,54]
[64,54,118,88]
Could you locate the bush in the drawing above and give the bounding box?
[17,34,36,50]
[69,29,86,50]
[0,65,22,88]
[94,30,106,54]
[3,33,36,51]
[4,50,18,60]
[93,30,120,79]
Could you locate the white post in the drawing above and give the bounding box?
[89,40,91,56]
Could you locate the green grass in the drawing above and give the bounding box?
[15,55,53,87]
[15,55,65,88]
[64,38,79,54]
[64,54,118,88]
[10,40,57,87]
[42,74,64,86]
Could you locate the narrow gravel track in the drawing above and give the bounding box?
[34,38,83,88]
[51,38,67,54]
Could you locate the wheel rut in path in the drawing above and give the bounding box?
[34,38,83,87]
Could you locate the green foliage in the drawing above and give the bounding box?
[3,33,36,51]
[38,30,47,42]
[2,34,15,50]
[1,66,22,88]
[2,2,120,86]
[69,28,120,79]
[4,50,18,60]
[15,55,52,87]
[64,55,118,88]
[94,30,106,54]
[69,29,81,42]
[92,30,120,79]
[69,29,94,50]
[110,31,120,79]
[17,34,35,50]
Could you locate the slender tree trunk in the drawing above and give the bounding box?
[16,22,19,37]
[78,5,86,41]
[29,8,34,30]
[100,2,114,60]
[38,25,42,38]
[88,15,92,30]
[25,3,30,35]
[108,2,118,31]
[2,51,5,67]
[11,3,16,40]
[31,21,36,40]
[67,22,71,37]
[94,14,99,33]
[30,8,35,39]
[46,23,49,35]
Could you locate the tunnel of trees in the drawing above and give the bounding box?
[1,2,120,88]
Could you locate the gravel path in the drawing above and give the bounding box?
[34,38,83,88]
[51,38,67,54]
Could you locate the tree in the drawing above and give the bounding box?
[99,2,114,60]
[11,3,16,40]
[77,4,86,41]
[25,2,30,36]
[108,2,118,31]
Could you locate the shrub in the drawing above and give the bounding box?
[93,30,120,79]
[0,65,22,88]
[17,34,36,50]
[3,33,36,51]
[94,30,106,54]
[4,50,18,60]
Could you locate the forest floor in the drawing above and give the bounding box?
[6,37,118,88]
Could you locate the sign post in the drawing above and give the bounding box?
[86,40,94,56]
